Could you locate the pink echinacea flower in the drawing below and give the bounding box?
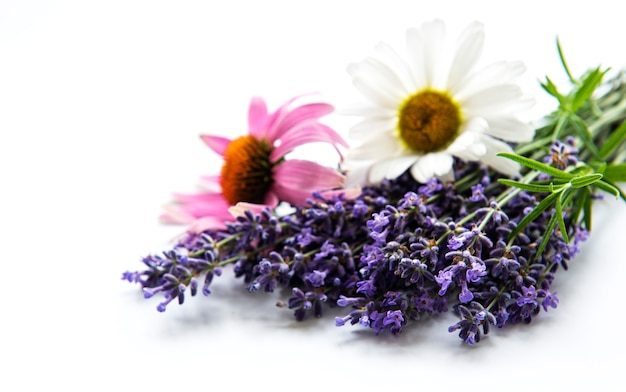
[161,95,349,232]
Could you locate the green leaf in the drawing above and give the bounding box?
[498,179,554,193]
[540,77,566,106]
[551,114,569,141]
[603,163,626,182]
[536,213,559,261]
[556,38,576,84]
[568,164,594,177]
[594,180,620,199]
[497,152,576,179]
[583,188,593,230]
[598,119,626,159]
[601,178,626,202]
[570,173,603,188]
[583,188,593,231]
[569,188,591,230]
[570,115,602,160]
[571,67,606,112]
[508,191,560,242]
[555,191,570,244]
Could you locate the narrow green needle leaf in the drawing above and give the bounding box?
[571,67,606,111]
[594,180,620,199]
[583,189,593,230]
[536,213,559,261]
[509,191,560,242]
[555,192,569,243]
[568,188,586,226]
[600,178,626,202]
[498,179,554,193]
[603,163,626,182]
[570,173,603,188]
[497,152,576,179]
[570,115,602,160]
[599,120,626,159]
[540,77,566,106]
[552,114,569,141]
[556,38,576,84]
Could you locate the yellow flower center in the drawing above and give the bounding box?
[220,135,274,205]
[397,90,461,153]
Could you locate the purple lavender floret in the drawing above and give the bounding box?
[286,287,327,321]
[543,138,579,170]
[538,288,559,311]
[248,252,294,293]
[121,246,219,312]
[448,302,497,345]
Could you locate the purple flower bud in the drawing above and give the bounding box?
[516,285,537,307]
[335,316,348,326]
[304,270,327,288]
[459,285,474,303]
[337,295,360,307]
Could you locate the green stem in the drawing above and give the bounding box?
[589,97,626,136]
[515,135,553,156]
[485,282,510,312]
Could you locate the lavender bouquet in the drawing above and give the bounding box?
[122,20,626,345]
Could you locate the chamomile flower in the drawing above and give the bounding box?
[343,19,534,185]
[161,95,348,232]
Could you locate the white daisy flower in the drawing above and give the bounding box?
[343,19,535,185]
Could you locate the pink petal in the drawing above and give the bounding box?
[199,174,222,187]
[269,102,334,142]
[167,192,232,221]
[160,205,196,224]
[187,216,228,233]
[171,191,225,204]
[200,134,232,156]
[263,191,280,208]
[248,96,268,138]
[228,202,270,219]
[319,186,363,200]
[264,94,308,142]
[269,123,348,162]
[272,160,345,205]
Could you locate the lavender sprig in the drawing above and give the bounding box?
[122,52,626,345]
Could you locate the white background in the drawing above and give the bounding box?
[1,1,625,390]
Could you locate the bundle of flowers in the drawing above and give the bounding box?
[122,20,626,345]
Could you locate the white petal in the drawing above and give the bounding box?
[348,57,411,99]
[479,135,520,176]
[352,76,401,109]
[438,169,455,184]
[420,19,447,88]
[463,116,489,134]
[336,102,394,118]
[467,94,535,118]
[346,130,403,161]
[405,27,427,88]
[343,161,372,188]
[447,21,484,93]
[410,152,453,183]
[410,160,432,184]
[461,84,527,115]
[430,152,455,176]
[374,41,418,91]
[349,117,397,141]
[447,121,487,161]
[482,116,535,142]
[455,61,526,100]
[368,155,418,183]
